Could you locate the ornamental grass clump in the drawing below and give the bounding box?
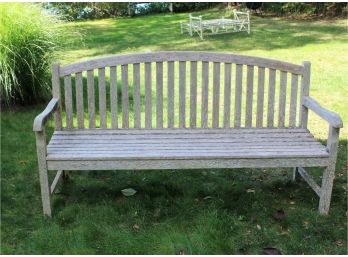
[0,3,62,106]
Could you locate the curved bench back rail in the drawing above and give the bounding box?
[52,51,309,130]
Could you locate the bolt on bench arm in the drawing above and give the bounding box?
[33,98,59,132]
[302,96,343,129]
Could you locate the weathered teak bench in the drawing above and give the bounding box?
[33,51,343,217]
[180,10,250,39]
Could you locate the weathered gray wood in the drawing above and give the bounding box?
[110,66,118,129]
[121,65,129,128]
[51,63,62,130]
[201,61,209,128]
[133,63,140,128]
[300,61,311,128]
[145,62,152,128]
[303,96,343,128]
[35,131,51,217]
[87,70,96,128]
[179,61,186,128]
[60,51,304,76]
[75,72,84,129]
[319,127,340,214]
[64,75,73,129]
[256,67,265,127]
[289,74,298,127]
[212,62,220,128]
[98,68,107,128]
[167,61,175,128]
[245,65,254,128]
[190,61,197,128]
[33,98,59,132]
[278,71,287,127]
[234,64,243,128]
[297,167,321,196]
[267,69,276,128]
[156,62,163,128]
[50,170,63,194]
[223,63,232,128]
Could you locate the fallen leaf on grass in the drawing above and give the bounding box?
[256,224,261,230]
[246,189,255,193]
[178,249,186,255]
[133,224,139,230]
[272,210,285,221]
[335,240,343,247]
[289,201,295,205]
[203,196,213,200]
[263,247,282,255]
[121,188,137,196]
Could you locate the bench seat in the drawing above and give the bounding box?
[46,128,329,170]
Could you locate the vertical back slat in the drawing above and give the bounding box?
[98,68,107,128]
[167,61,175,128]
[75,72,84,129]
[133,63,140,128]
[190,61,197,128]
[145,62,152,128]
[87,70,95,128]
[267,69,276,127]
[52,63,62,130]
[256,67,265,127]
[64,75,73,129]
[223,63,232,128]
[110,66,118,129]
[300,61,311,128]
[245,65,254,128]
[121,64,129,128]
[289,74,299,127]
[156,62,163,128]
[201,61,209,128]
[234,64,243,128]
[278,71,288,127]
[212,62,220,128]
[179,61,186,128]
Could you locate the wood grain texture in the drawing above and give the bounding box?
[156,62,163,128]
[121,65,129,128]
[98,68,107,128]
[145,62,152,128]
[87,70,96,128]
[75,72,84,129]
[289,74,298,127]
[110,66,118,128]
[245,65,254,128]
[167,61,175,128]
[64,75,73,129]
[133,63,140,128]
[190,61,197,128]
[278,71,287,127]
[256,67,265,127]
[51,63,62,130]
[267,69,276,128]
[33,98,59,132]
[201,61,209,128]
[234,64,243,128]
[212,62,220,128]
[300,61,311,128]
[179,61,186,128]
[223,63,232,128]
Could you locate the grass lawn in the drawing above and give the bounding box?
[1,9,347,254]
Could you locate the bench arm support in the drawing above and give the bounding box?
[33,98,59,132]
[303,96,343,129]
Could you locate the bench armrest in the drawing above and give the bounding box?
[33,98,59,132]
[303,96,343,128]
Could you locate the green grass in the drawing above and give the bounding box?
[1,9,347,254]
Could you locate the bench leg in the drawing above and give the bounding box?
[292,167,298,181]
[318,126,339,215]
[36,132,52,217]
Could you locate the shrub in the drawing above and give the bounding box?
[0,3,63,106]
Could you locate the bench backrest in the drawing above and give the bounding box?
[52,51,310,130]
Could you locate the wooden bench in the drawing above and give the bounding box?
[180,10,250,39]
[33,51,343,217]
